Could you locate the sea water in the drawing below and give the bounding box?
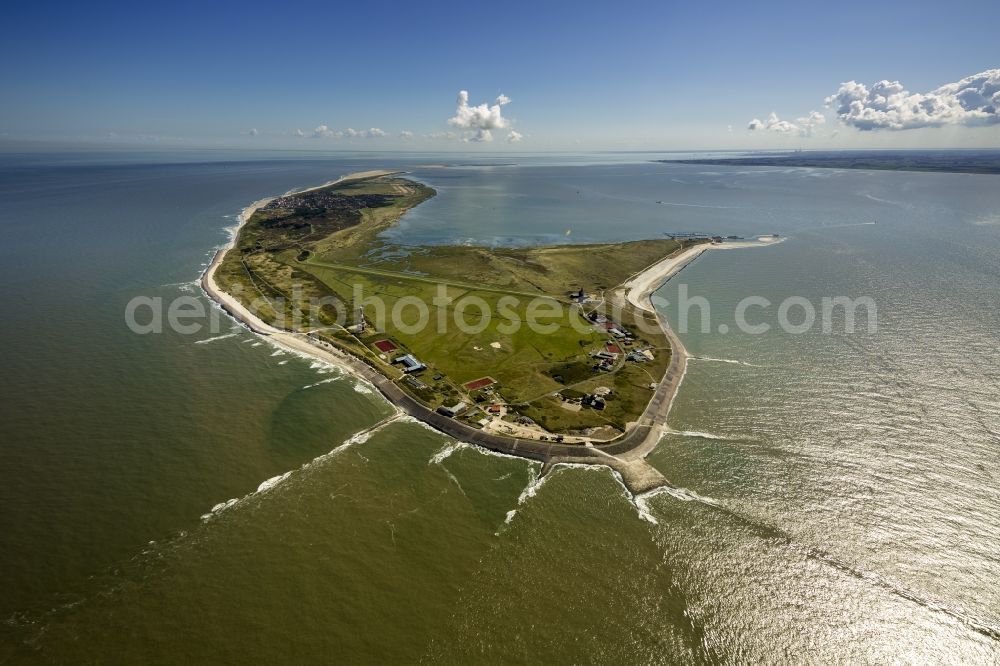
[0,152,997,661]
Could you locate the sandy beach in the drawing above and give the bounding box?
[598,236,784,464]
[620,236,783,313]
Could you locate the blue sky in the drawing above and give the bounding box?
[2,0,998,150]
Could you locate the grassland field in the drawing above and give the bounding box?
[215,174,697,438]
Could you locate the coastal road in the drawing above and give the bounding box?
[202,261,689,494]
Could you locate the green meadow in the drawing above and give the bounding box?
[216,174,690,437]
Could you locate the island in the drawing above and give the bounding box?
[202,170,745,492]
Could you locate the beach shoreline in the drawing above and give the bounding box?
[200,173,774,493]
[607,235,784,463]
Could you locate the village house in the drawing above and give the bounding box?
[393,354,426,373]
[437,402,467,417]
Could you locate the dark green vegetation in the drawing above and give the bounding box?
[657,150,1000,175]
[216,174,698,439]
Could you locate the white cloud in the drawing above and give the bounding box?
[467,129,494,142]
[448,90,512,140]
[506,130,523,143]
[311,125,386,139]
[747,110,826,136]
[344,127,385,138]
[798,111,826,127]
[825,69,1000,131]
[747,112,798,134]
[426,131,458,140]
[245,128,258,136]
[311,124,341,139]
[293,128,305,137]
[399,130,413,141]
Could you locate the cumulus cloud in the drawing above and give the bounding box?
[427,131,458,140]
[244,128,258,136]
[825,69,1000,131]
[798,111,826,127]
[506,130,523,143]
[399,130,413,141]
[748,110,826,136]
[310,125,387,139]
[343,127,385,138]
[448,90,512,142]
[311,124,341,139]
[749,112,799,134]
[467,129,494,142]
[293,128,305,137]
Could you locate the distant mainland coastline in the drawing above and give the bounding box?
[656,149,1000,175]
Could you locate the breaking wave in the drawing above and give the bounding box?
[301,377,340,390]
[200,414,402,522]
[502,462,597,527]
[690,356,758,368]
[194,332,240,345]
[503,466,548,525]
[429,442,469,465]
[665,428,727,440]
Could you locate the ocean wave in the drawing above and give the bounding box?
[161,279,200,294]
[301,378,340,390]
[630,486,662,524]
[194,332,240,345]
[201,416,401,523]
[503,467,548,525]
[665,428,727,440]
[663,358,688,420]
[794,544,1000,642]
[655,200,739,209]
[260,339,346,375]
[862,192,908,208]
[396,413,445,434]
[442,467,468,497]
[256,471,292,493]
[199,471,292,521]
[690,356,758,368]
[971,213,1000,226]
[429,442,469,465]
[627,484,722,525]
[502,462,600,527]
